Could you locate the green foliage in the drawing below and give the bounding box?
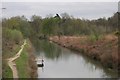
[2,12,118,38]
[30,15,42,37]
[4,28,23,44]
[42,18,55,35]
[88,35,98,42]
[114,31,120,36]
[2,16,31,38]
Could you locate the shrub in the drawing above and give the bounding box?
[88,34,99,42]
[114,31,120,36]
[4,28,23,44]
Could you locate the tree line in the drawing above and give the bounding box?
[2,12,119,43]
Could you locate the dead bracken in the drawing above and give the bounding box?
[49,35,119,72]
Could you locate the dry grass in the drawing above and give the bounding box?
[49,34,119,70]
[26,40,38,78]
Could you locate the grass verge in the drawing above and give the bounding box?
[15,39,37,78]
[2,44,20,78]
[15,44,29,78]
[3,39,37,78]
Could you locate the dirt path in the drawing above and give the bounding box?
[7,40,27,78]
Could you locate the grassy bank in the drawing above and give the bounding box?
[49,34,119,72]
[15,43,29,78]
[2,43,21,78]
[16,39,37,78]
[2,40,37,78]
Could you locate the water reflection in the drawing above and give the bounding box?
[31,38,118,78]
[31,39,71,60]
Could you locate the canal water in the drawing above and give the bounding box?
[32,39,118,78]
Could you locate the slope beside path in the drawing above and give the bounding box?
[7,40,27,78]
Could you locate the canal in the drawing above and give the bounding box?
[31,39,118,78]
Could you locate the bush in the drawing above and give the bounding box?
[88,34,99,42]
[114,31,120,36]
[4,28,23,44]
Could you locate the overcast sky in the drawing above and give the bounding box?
[2,2,118,20]
[2,0,120,2]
